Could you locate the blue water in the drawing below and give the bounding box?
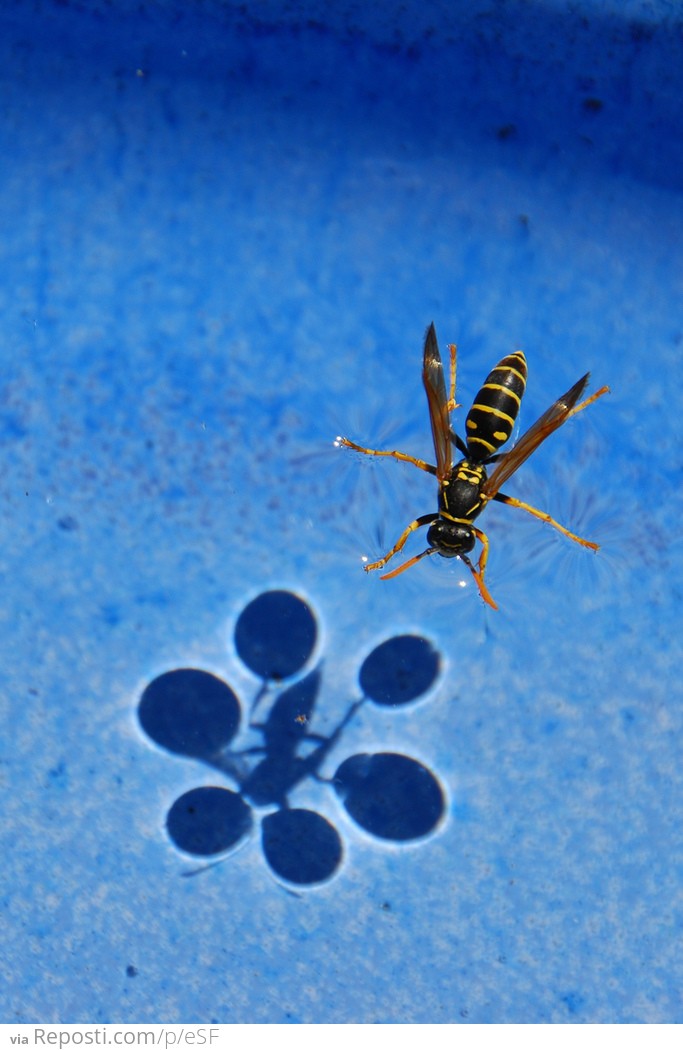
[1,0,682,1023]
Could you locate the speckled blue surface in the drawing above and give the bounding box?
[1,0,683,1023]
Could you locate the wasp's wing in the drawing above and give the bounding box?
[482,373,590,498]
[422,322,452,481]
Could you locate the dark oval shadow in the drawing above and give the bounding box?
[234,590,317,681]
[359,635,441,706]
[261,808,343,885]
[334,752,445,841]
[138,669,241,758]
[166,786,253,856]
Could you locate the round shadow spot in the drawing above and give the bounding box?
[234,590,317,681]
[138,669,241,758]
[261,808,342,885]
[359,635,440,706]
[167,786,252,856]
[334,752,444,841]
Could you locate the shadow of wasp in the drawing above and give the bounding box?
[339,323,609,609]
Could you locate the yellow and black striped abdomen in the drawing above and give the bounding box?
[465,350,527,460]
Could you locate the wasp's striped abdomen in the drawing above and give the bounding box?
[465,351,527,460]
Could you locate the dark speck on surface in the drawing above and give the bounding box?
[57,515,79,531]
[497,123,517,140]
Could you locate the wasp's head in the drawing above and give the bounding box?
[426,519,475,558]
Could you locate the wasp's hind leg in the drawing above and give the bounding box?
[567,384,610,419]
[446,343,461,414]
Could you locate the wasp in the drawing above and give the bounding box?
[339,323,609,610]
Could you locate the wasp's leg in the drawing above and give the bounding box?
[492,492,599,550]
[379,545,437,581]
[465,527,498,610]
[446,343,462,414]
[363,513,438,574]
[446,344,470,455]
[567,384,610,419]
[338,437,437,476]
[471,525,491,578]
